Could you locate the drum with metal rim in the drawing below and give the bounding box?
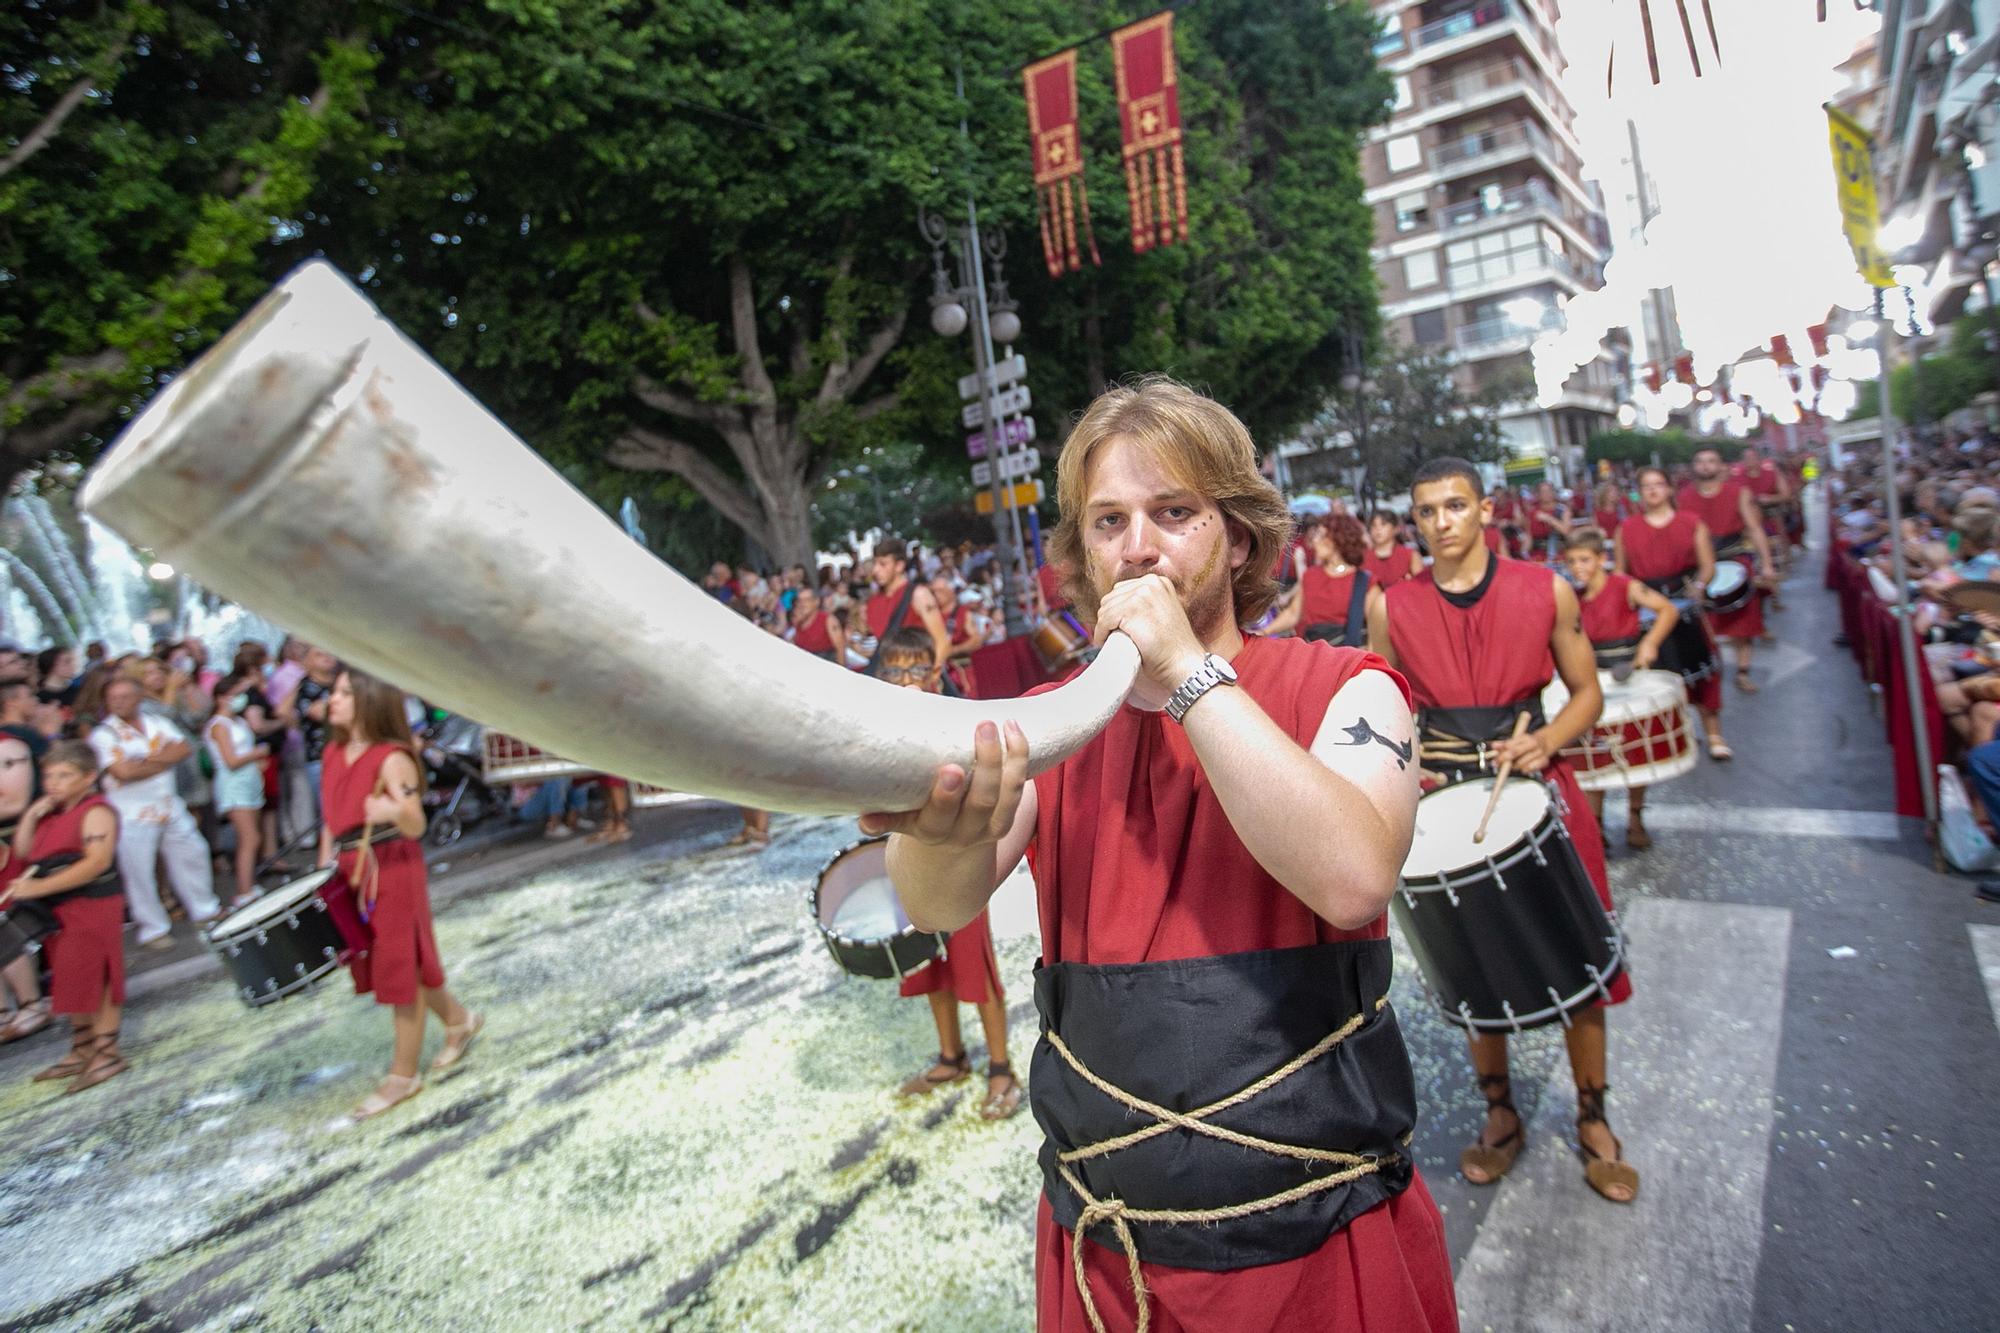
[1392,776,1624,1033]
[809,837,947,981]
[1030,613,1090,673]
[205,868,348,1008]
[1705,559,1752,614]
[1541,669,1696,791]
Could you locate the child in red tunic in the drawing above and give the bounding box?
[1563,527,1682,848]
[319,668,481,1121]
[5,741,127,1093]
[1362,510,1424,588]
[874,629,1019,1119]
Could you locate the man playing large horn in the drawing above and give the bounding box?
[866,376,1455,1333]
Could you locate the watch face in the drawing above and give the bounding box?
[1211,654,1238,683]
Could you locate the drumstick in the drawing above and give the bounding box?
[1472,711,1533,845]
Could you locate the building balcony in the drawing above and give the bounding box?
[1415,2,1524,51]
[1453,307,1564,358]
[1442,180,1557,230]
[1432,120,1557,178]
[1426,57,1543,109]
[1447,244,1598,303]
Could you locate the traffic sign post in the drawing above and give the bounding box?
[971,447,1042,488]
[961,385,1032,430]
[957,353,1028,401]
[975,480,1045,515]
[965,415,1035,459]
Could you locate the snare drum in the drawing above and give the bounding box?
[1030,614,1089,672]
[1541,669,1696,791]
[1392,776,1625,1033]
[205,869,348,1008]
[809,837,947,980]
[1705,559,1752,614]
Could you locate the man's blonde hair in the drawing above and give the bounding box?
[1047,375,1292,625]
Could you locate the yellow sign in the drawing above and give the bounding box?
[1825,105,1894,288]
[975,480,1045,514]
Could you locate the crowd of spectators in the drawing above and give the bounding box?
[1824,421,2000,886]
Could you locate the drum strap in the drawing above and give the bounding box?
[332,825,409,854]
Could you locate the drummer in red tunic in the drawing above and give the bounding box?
[1737,444,1793,607]
[1367,457,1640,1206]
[1618,465,1730,758]
[869,376,1453,1333]
[863,539,951,672]
[4,741,127,1092]
[1363,510,1425,588]
[1678,446,1776,693]
[1562,527,1681,849]
[873,627,1020,1119]
[317,668,481,1121]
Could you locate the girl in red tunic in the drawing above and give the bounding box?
[1563,528,1682,848]
[875,629,1018,1119]
[1266,515,1385,646]
[5,740,127,1092]
[1619,465,1730,757]
[319,669,481,1121]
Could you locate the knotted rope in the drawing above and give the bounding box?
[1047,996,1395,1333]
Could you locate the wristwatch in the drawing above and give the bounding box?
[1164,652,1238,723]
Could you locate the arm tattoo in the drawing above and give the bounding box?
[1337,718,1413,770]
[84,832,111,846]
[396,783,418,799]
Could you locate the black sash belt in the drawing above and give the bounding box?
[28,852,122,903]
[1416,694,1546,780]
[332,826,409,854]
[1592,634,1641,669]
[1712,532,1750,559]
[1032,940,1414,1273]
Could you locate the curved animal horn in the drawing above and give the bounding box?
[81,261,1138,816]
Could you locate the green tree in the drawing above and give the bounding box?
[1295,342,1520,501]
[1847,309,2000,425]
[1586,427,1705,466]
[0,3,375,475]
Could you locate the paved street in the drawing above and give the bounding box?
[2,527,1998,1331]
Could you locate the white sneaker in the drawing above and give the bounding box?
[543,825,574,840]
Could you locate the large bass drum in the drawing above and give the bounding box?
[809,837,948,981]
[205,869,349,1008]
[1392,776,1624,1033]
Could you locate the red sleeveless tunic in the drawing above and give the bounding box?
[1592,505,1624,537]
[31,792,125,1013]
[1299,564,1361,630]
[866,582,912,639]
[1581,573,1642,644]
[322,742,444,1005]
[1676,481,1763,639]
[1025,634,1455,1332]
[1383,561,1632,1005]
[1618,513,1724,713]
[1362,544,1421,588]
[791,610,834,656]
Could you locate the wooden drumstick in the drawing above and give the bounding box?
[1472,711,1533,844]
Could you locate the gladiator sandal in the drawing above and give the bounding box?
[898,1049,970,1097]
[64,1028,128,1095]
[33,1021,94,1082]
[351,1072,425,1122]
[1460,1073,1525,1185]
[980,1061,1024,1121]
[1576,1084,1640,1204]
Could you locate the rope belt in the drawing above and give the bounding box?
[1048,996,1397,1333]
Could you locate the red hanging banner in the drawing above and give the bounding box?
[1110,10,1188,253]
[1022,49,1100,278]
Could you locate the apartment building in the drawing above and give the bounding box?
[1871,0,1998,330]
[1362,0,1628,483]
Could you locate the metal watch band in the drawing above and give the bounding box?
[1165,654,1232,722]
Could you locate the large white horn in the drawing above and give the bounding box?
[80,261,1137,816]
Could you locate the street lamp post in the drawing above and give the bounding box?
[920,205,1030,639]
[1339,326,1379,506]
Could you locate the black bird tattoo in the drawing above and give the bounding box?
[1338,718,1413,770]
